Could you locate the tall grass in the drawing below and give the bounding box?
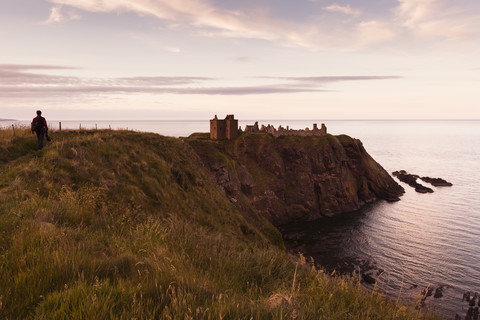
[0,128,440,319]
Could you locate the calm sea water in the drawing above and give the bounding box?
[3,119,479,317]
[279,120,480,318]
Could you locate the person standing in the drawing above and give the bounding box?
[31,110,48,150]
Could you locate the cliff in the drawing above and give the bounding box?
[0,128,438,320]
[188,133,404,225]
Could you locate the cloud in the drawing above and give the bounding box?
[356,20,396,46]
[45,6,64,23]
[394,0,479,39]
[323,4,361,17]
[268,76,402,85]
[45,0,480,51]
[0,65,76,71]
[116,76,213,86]
[46,0,368,50]
[0,84,321,97]
[0,64,400,99]
[0,64,81,86]
[0,64,319,97]
[44,5,81,24]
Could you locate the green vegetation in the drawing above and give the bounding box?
[212,152,236,171]
[0,128,440,319]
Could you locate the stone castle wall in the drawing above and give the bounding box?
[210,115,327,139]
[242,122,327,137]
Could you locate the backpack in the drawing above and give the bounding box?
[32,118,43,132]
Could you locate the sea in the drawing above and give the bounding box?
[2,119,479,318]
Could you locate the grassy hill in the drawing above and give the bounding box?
[0,128,440,319]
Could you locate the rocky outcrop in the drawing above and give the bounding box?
[392,170,434,193]
[189,133,404,226]
[419,176,453,187]
[392,170,453,193]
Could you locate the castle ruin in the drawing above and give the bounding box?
[210,114,238,140]
[210,114,327,140]
[242,121,327,137]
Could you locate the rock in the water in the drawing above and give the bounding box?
[473,307,479,320]
[434,287,444,298]
[392,170,434,193]
[471,298,478,307]
[422,287,433,298]
[465,291,472,302]
[362,273,376,284]
[420,176,453,187]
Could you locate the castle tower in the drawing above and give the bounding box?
[210,115,226,139]
[225,114,238,140]
[210,114,237,140]
[320,123,327,134]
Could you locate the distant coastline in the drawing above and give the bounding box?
[0,119,17,121]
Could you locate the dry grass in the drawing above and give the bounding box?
[0,128,441,319]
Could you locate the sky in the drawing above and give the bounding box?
[0,0,479,120]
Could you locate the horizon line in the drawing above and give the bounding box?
[3,118,480,122]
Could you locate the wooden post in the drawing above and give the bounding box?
[95,124,98,130]
[59,122,62,132]
[12,124,15,137]
[109,125,111,130]
[79,123,81,130]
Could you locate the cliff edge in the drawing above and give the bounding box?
[188,133,404,225]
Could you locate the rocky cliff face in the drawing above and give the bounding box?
[188,133,404,226]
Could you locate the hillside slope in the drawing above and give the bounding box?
[0,129,435,319]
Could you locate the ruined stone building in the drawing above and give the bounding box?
[243,121,327,137]
[210,114,239,140]
[210,115,327,140]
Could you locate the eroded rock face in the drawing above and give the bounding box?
[189,133,404,225]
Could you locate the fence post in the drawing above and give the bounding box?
[95,124,98,130]
[79,123,81,130]
[12,124,15,137]
[59,122,62,132]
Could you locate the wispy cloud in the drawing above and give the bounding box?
[0,64,319,97]
[0,64,401,98]
[0,84,321,97]
[44,5,81,24]
[45,6,64,23]
[116,76,213,86]
[46,0,381,50]
[0,65,76,71]
[394,0,479,39]
[323,4,361,17]
[280,76,402,83]
[0,64,80,85]
[356,20,396,46]
[45,0,480,51]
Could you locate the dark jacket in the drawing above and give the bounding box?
[31,115,48,133]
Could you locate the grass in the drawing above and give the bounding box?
[0,128,441,319]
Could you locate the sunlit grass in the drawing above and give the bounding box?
[0,128,440,319]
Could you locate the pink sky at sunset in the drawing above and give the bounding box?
[1,0,479,120]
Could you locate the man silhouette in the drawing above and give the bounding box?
[31,110,48,150]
